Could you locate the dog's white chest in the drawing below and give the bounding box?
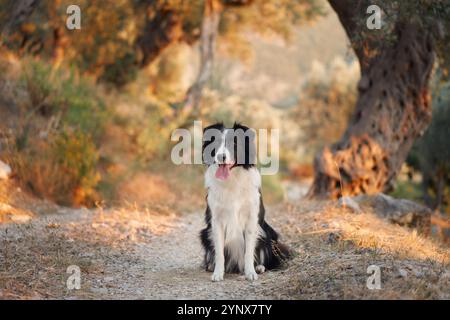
[205,166,261,239]
[206,166,260,211]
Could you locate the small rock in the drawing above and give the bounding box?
[0,160,11,180]
[90,287,108,295]
[413,269,423,278]
[104,276,114,282]
[354,193,431,232]
[338,196,361,213]
[398,268,408,278]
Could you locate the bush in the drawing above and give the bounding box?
[7,131,100,205]
[2,58,107,206]
[261,174,285,204]
[22,60,108,138]
[290,57,359,161]
[408,81,450,213]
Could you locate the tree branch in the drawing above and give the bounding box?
[0,0,41,45]
[328,0,372,72]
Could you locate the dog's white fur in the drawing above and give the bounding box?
[214,129,232,164]
[205,164,264,281]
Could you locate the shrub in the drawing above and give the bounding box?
[22,60,108,138]
[261,174,285,204]
[6,132,100,205]
[408,81,450,213]
[290,57,359,161]
[2,58,107,206]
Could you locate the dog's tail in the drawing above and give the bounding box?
[272,240,292,263]
[259,221,292,270]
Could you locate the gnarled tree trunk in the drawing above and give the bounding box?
[308,0,435,199]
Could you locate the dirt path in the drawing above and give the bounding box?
[105,212,273,299]
[1,200,449,299]
[0,206,294,299]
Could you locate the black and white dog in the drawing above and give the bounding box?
[200,122,290,281]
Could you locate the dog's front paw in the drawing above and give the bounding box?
[211,271,224,282]
[255,265,265,274]
[245,270,258,281]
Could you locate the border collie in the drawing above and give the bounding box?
[200,122,290,281]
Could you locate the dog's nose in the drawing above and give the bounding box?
[217,153,226,163]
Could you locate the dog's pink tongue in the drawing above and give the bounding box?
[215,164,231,180]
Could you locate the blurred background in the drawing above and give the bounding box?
[0,0,450,300]
[0,0,448,218]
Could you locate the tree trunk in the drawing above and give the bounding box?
[180,0,222,117]
[135,0,250,69]
[136,7,184,68]
[0,0,40,46]
[308,1,435,199]
[48,0,67,69]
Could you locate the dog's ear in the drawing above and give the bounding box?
[202,122,224,148]
[233,122,249,132]
[232,123,256,166]
[203,122,224,135]
[233,122,254,144]
[202,122,223,165]
[245,128,257,165]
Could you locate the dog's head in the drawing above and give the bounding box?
[202,122,256,180]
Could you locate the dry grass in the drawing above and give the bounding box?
[5,149,78,205]
[0,180,34,224]
[270,201,449,299]
[117,174,176,207]
[0,218,103,299]
[109,161,204,213]
[0,196,448,299]
[63,205,179,248]
[0,202,179,299]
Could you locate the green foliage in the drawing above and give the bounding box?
[351,0,450,76]
[4,59,108,205]
[22,60,108,140]
[219,0,325,61]
[0,0,325,86]
[417,82,450,173]
[290,58,359,161]
[390,179,423,202]
[407,80,450,212]
[23,60,54,109]
[262,174,285,204]
[99,51,139,87]
[221,0,325,40]
[1,0,144,86]
[54,130,101,204]
[119,98,178,163]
